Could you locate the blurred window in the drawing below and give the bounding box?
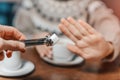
[0,2,15,26]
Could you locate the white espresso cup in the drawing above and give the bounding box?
[52,38,76,62]
[3,51,22,71]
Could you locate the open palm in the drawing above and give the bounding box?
[58,17,113,61]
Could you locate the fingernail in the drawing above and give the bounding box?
[19,42,26,52]
[21,48,26,53]
[6,51,12,58]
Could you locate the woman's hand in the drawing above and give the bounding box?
[58,17,113,61]
[0,26,26,60]
[34,32,53,59]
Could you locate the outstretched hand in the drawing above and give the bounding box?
[58,17,113,61]
[0,26,26,60]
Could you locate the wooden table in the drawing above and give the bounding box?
[0,47,120,80]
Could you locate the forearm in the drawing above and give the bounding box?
[94,16,120,62]
[88,0,120,62]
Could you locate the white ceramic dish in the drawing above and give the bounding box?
[41,55,84,66]
[0,51,35,77]
[0,60,34,77]
[37,38,84,66]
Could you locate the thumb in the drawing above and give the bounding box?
[0,38,25,52]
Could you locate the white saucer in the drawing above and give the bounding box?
[41,55,84,66]
[0,60,35,77]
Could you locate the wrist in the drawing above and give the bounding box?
[105,42,114,59]
[108,42,114,55]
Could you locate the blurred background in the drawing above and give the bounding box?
[0,0,20,26]
[0,0,119,26]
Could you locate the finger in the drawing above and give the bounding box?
[78,20,97,34]
[76,40,89,48]
[35,45,52,58]
[0,51,4,61]
[12,28,26,40]
[49,46,53,51]
[44,46,52,58]
[67,44,85,57]
[58,24,78,42]
[0,38,25,52]
[34,32,51,57]
[83,35,100,44]
[67,17,89,36]
[0,27,26,40]
[61,18,82,39]
[47,51,53,59]
[36,45,47,57]
[43,46,53,59]
[81,36,93,45]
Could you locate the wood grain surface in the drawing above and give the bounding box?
[0,47,119,80]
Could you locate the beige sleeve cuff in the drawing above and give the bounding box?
[105,40,120,62]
